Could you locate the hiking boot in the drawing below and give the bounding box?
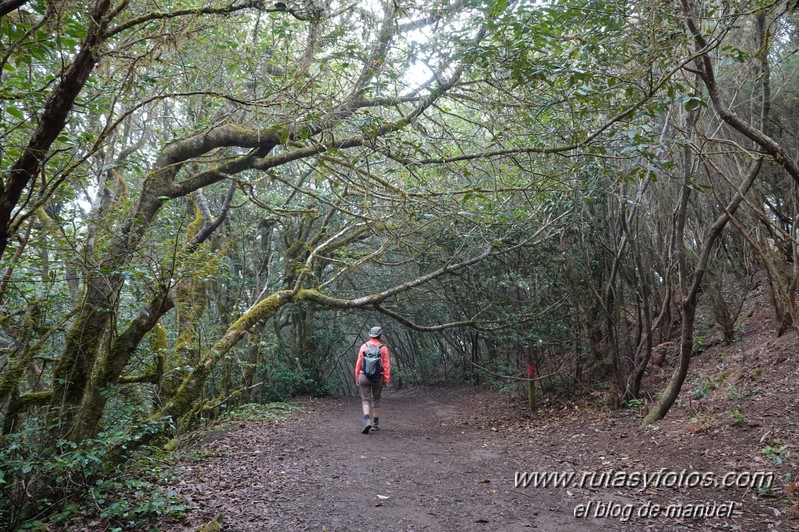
[361,420,372,434]
[372,421,380,431]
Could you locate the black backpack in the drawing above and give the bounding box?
[362,343,384,382]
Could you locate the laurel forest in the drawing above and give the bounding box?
[1,0,799,526]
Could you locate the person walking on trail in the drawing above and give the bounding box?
[355,326,390,434]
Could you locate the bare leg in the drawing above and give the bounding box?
[358,374,373,430]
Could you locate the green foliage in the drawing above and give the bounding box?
[385,348,454,387]
[688,365,747,403]
[687,405,716,431]
[3,0,799,526]
[622,398,646,409]
[705,264,749,344]
[540,375,581,399]
[692,333,706,353]
[690,384,707,399]
[691,370,730,398]
[257,355,328,402]
[480,360,515,394]
[724,385,748,402]
[0,419,164,529]
[727,409,745,426]
[761,439,790,466]
[86,477,189,529]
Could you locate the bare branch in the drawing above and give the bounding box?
[105,1,274,38]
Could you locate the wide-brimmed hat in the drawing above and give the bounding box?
[369,326,382,338]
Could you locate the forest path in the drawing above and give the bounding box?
[160,386,632,531]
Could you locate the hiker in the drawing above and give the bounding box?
[355,326,391,434]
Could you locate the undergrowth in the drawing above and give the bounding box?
[0,401,300,530]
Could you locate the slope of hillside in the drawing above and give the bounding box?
[510,273,799,531]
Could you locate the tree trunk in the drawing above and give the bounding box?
[643,156,763,426]
[154,290,295,428]
[0,0,112,261]
[49,274,120,430]
[74,289,174,440]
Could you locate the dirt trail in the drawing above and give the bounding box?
[152,281,799,532]
[162,388,629,531]
[153,384,792,531]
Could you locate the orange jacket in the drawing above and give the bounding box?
[355,338,390,385]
